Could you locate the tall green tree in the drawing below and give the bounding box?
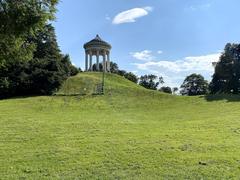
[0,24,78,97]
[0,0,59,96]
[0,0,58,67]
[27,24,78,95]
[139,74,164,90]
[180,74,209,96]
[210,43,240,94]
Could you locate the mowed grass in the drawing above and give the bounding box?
[0,72,240,179]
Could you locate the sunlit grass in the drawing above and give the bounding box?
[0,72,240,179]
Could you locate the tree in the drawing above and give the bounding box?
[210,43,240,94]
[139,74,164,90]
[0,0,59,97]
[110,62,119,73]
[61,55,79,76]
[180,74,209,96]
[27,24,78,95]
[160,86,172,94]
[92,63,102,71]
[92,61,118,73]
[91,61,138,83]
[0,24,78,97]
[117,70,126,76]
[173,87,179,94]
[0,0,58,67]
[124,72,138,83]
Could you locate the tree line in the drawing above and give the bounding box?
[108,43,240,96]
[179,43,240,95]
[131,43,240,96]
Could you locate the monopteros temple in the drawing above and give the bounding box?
[83,35,111,72]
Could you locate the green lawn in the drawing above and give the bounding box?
[0,72,240,179]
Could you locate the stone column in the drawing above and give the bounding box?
[103,51,106,72]
[107,51,110,72]
[85,51,88,71]
[96,50,100,71]
[89,51,93,71]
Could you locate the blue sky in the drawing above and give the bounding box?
[53,0,240,87]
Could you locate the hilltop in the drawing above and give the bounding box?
[0,73,240,179]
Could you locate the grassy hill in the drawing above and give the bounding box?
[0,72,240,179]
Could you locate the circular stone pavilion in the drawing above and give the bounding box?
[83,35,111,72]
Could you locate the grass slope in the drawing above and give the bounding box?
[0,72,240,179]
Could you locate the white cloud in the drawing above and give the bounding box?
[132,70,139,74]
[133,53,221,87]
[157,50,163,54]
[130,50,155,61]
[112,6,153,25]
[134,53,220,72]
[143,6,153,12]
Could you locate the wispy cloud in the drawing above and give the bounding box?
[134,53,220,72]
[132,52,221,87]
[130,50,155,61]
[130,50,163,61]
[112,6,153,25]
[187,3,211,11]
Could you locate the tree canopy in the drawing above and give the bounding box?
[0,1,79,98]
[159,86,172,94]
[139,75,164,90]
[180,74,209,96]
[124,72,138,83]
[0,24,78,98]
[0,0,58,67]
[210,43,240,94]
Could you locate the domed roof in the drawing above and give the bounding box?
[84,35,111,49]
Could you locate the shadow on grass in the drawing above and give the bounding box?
[0,94,43,101]
[54,91,104,96]
[199,94,240,102]
[0,93,104,101]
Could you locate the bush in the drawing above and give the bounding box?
[159,86,172,94]
[124,72,138,83]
